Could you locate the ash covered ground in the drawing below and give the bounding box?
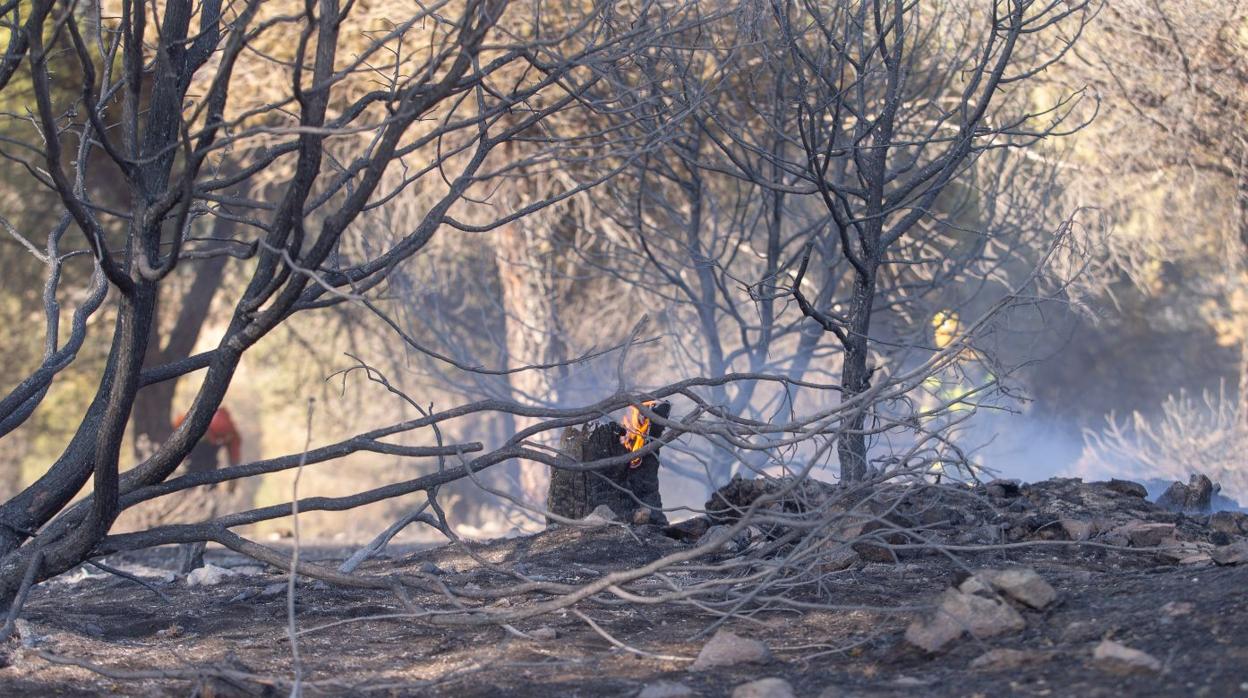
[2,476,1247,697]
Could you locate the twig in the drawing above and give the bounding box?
[338,499,437,574]
[85,560,173,603]
[287,398,315,698]
[572,609,692,662]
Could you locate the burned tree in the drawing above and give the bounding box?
[547,401,672,524]
[729,0,1093,481]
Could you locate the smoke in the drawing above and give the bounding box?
[960,412,1086,483]
[959,409,1247,511]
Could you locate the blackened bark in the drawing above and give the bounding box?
[837,270,876,483]
[546,404,671,525]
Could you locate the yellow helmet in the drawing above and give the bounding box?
[932,310,960,349]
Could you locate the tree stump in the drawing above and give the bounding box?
[545,403,670,525]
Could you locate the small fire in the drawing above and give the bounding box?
[621,400,658,468]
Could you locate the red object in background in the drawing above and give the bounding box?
[172,407,242,465]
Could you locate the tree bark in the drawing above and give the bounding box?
[497,221,568,504]
[837,269,876,483]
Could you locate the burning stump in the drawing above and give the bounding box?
[546,401,671,526]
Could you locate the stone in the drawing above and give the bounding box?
[986,479,1022,499]
[663,517,712,542]
[969,648,1055,671]
[1060,519,1094,541]
[1211,541,1248,566]
[955,524,1005,545]
[637,681,696,698]
[1100,531,1130,548]
[820,544,860,572]
[185,564,235,587]
[1060,620,1101,643]
[731,678,795,698]
[582,504,620,526]
[1116,522,1177,548]
[1148,544,1208,564]
[699,525,733,550]
[1155,474,1215,514]
[528,627,558,641]
[1160,601,1194,617]
[1092,640,1161,675]
[633,508,657,526]
[1105,479,1148,498]
[690,630,772,670]
[1209,511,1248,537]
[904,589,1026,652]
[419,561,444,575]
[960,568,1058,609]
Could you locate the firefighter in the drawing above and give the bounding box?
[171,406,242,572]
[922,310,977,482]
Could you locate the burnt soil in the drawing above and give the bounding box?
[2,478,1247,697]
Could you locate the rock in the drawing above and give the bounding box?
[969,648,1055,671]
[699,525,732,550]
[185,564,235,587]
[904,589,1025,652]
[1100,531,1130,548]
[986,479,1022,499]
[582,504,620,525]
[633,508,657,526]
[1060,519,1094,541]
[260,582,287,597]
[418,561,444,575]
[820,544,860,572]
[1156,541,1209,564]
[1092,640,1161,675]
[1105,479,1148,498]
[528,627,558,641]
[731,678,795,698]
[1116,522,1177,548]
[691,630,772,670]
[960,568,1057,609]
[697,526,749,553]
[1211,541,1248,566]
[1160,601,1194,617]
[1060,620,1101,643]
[1209,511,1248,537]
[227,588,262,603]
[955,524,1005,545]
[664,517,712,542]
[1155,474,1215,514]
[637,681,696,698]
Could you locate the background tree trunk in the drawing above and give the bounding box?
[130,219,233,463]
[497,220,568,504]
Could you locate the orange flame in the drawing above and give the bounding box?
[621,400,658,467]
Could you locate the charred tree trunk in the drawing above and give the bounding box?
[837,269,877,483]
[546,404,670,525]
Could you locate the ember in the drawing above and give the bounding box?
[621,400,658,467]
